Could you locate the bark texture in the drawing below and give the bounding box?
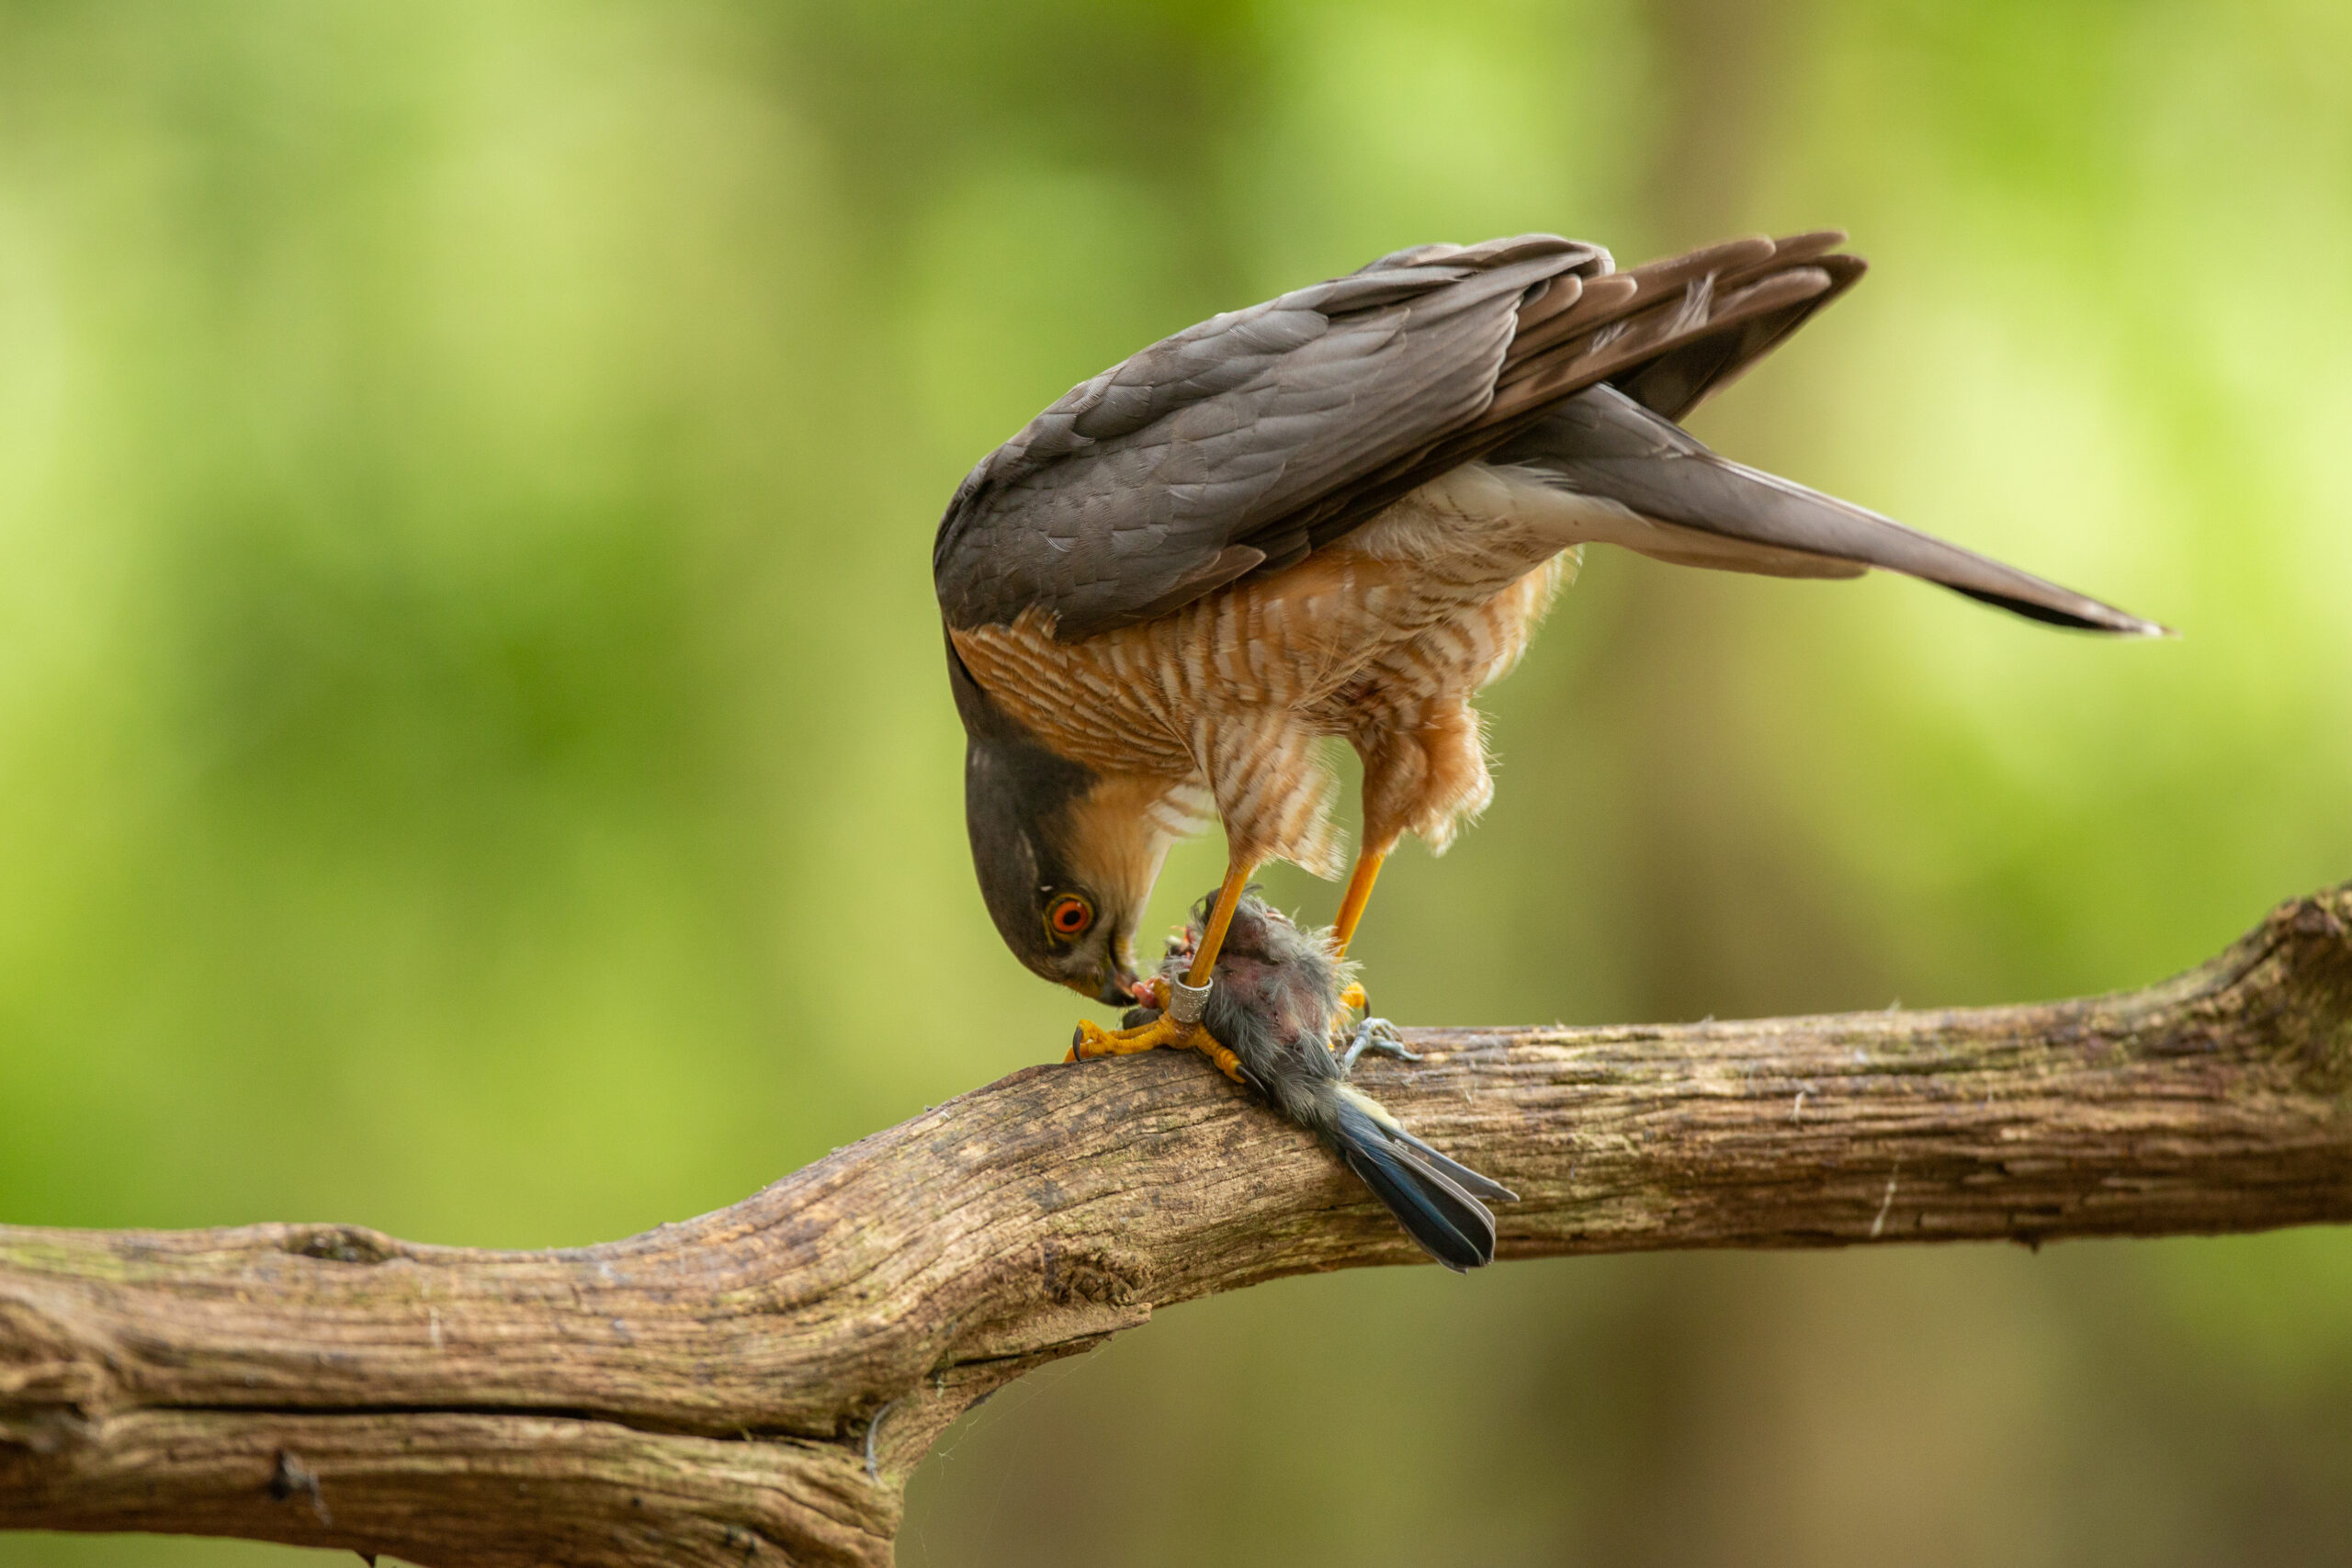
[4,885,2349,1566]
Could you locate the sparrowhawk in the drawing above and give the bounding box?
[934,231,2157,1085]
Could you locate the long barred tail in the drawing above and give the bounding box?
[1328,1087,1517,1272]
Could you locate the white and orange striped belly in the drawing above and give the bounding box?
[949,464,1582,873]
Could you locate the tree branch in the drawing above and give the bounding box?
[5,885,2349,1566]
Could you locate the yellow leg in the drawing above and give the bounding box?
[1065,858,1258,1084]
[1329,845,1391,1049]
[1185,861,1258,987]
[1331,847,1387,957]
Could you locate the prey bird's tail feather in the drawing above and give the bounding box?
[1495,384,2166,637]
[1329,1088,1509,1273]
[1385,1118,1518,1204]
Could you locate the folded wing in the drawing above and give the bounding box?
[934,228,2158,641]
[934,231,1871,641]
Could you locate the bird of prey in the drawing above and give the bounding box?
[935,230,2159,1075]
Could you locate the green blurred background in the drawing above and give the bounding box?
[3,0,2348,1563]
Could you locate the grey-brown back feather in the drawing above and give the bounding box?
[1299,232,1864,543]
[935,231,1861,641]
[935,236,1603,640]
[935,228,2157,643]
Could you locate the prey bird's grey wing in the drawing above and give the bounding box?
[934,231,1865,641]
[1492,384,2165,635]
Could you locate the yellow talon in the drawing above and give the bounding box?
[1067,1012,1248,1086]
[1069,1011,1189,1059]
[1195,1033,1248,1085]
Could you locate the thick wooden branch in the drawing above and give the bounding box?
[5,886,2349,1566]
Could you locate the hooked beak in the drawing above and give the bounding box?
[1095,964,1143,1010]
[1064,969,1136,1008]
[1091,934,1141,1008]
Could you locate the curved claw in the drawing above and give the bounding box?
[1194,1033,1249,1085]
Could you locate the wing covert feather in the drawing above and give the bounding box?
[933,231,1867,638]
[933,237,1608,639]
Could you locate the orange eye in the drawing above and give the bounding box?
[1046,894,1093,941]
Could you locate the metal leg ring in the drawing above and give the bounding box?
[1165,976,1212,1025]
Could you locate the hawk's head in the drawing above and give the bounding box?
[949,641,1161,1006]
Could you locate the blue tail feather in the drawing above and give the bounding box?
[1330,1096,1499,1272]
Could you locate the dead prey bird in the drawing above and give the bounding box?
[1115,889,1516,1271]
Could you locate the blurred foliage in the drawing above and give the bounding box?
[1,0,2347,1564]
